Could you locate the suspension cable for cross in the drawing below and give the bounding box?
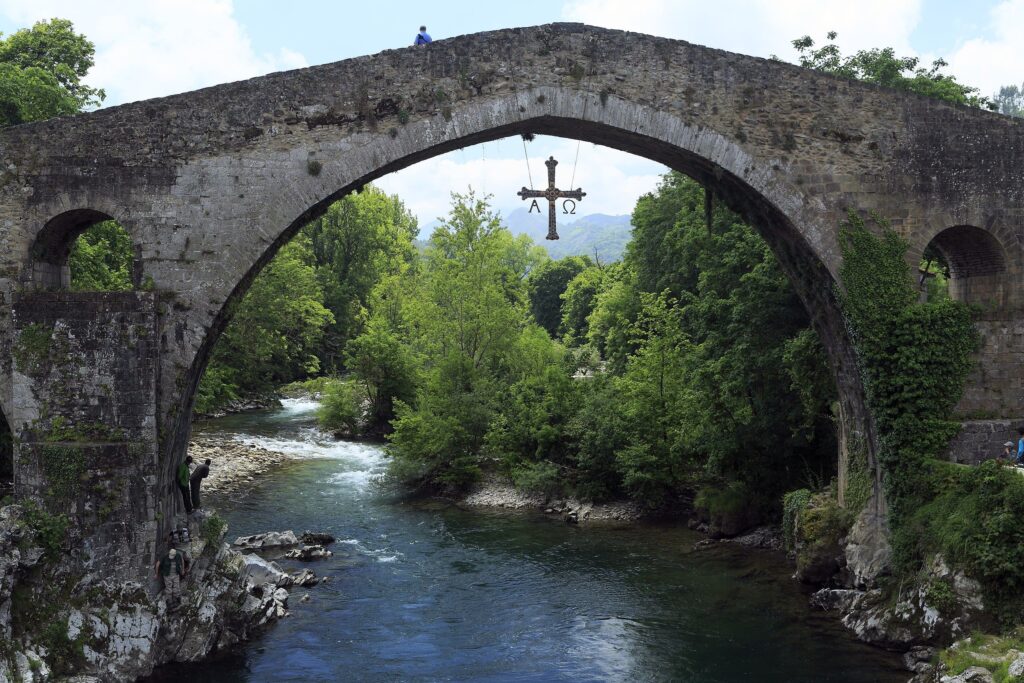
[569,139,582,191]
[521,136,534,190]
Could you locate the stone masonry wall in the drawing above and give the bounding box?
[11,292,159,578]
[945,419,1024,466]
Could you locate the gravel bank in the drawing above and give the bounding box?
[187,436,293,496]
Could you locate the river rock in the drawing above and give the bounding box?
[292,569,319,586]
[844,506,892,589]
[240,553,293,587]
[285,544,333,560]
[728,526,783,551]
[234,530,299,551]
[940,667,995,683]
[300,531,336,546]
[1008,652,1024,677]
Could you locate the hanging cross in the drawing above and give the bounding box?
[517,156,586,240]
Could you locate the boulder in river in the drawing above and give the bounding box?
[292,569,320,586]
[300,531,336,546]
[285,544,333,561]
[234,530,299,551]
[240,553,294,587]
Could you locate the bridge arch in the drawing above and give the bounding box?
[918,225,1009,308]
[28,208,138,290]
[170,93,874,519]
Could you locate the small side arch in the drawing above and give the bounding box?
[920,225,1008,309]
[28,209,138,290]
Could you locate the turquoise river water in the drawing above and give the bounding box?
[153,398,907,682]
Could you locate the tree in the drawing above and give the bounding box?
[0,18,104,127]
[526,255,591,337]
[304,186,417,371]
[196,234,334,411]
[69,220,133,291]
[345,319,418,436]
[791,32,992,109]
[994,83,1024,118]
[560,266,605,346]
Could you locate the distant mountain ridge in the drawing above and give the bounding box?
[503,208,632,262]
[417,209,634,262]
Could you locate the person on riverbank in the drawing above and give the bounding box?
[414,25,432,45]
[177,456,193,513]
[155,548,185,607]
[190,458,211,509]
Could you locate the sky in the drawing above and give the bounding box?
[0,0,1018,227]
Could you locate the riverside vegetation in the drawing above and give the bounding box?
[5,17,1024,680]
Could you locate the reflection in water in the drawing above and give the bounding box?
[152,400,906,682]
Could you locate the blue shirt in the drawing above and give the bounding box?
[415,31,432,45]
[1017,437,1023,461]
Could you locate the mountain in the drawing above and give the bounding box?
[415,210,633,262]
[502,208,633,262]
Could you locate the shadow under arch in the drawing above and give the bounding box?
[172,111,877,511]
[0,404,12,494]
[922,225,1008,309]
[28,208,138,290]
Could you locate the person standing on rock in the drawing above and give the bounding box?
[177,455,193,513]
[155,548,185,607]
[414,25,432,45]
[190,458,211,510]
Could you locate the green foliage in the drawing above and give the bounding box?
[0,18,104,127]
[20,501,69,558]
[792,32,992,109]
[200,513,228,546]
[896,460,1024,625]
[994,82,1024,118]
[837,213,976,510]
[939,628,1024,682]
[40,444,86,502]
[317,379,363,436]
[345,320,418,435]
[527,255,590,337]
[793,491,853,574]
[12,322,54,376]
[199,233,334,402]
[68,220,133,291]
[782,488,812,550]
[305,186,417,372]
[560,265,605,346]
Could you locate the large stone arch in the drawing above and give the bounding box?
[0,23,1022,580]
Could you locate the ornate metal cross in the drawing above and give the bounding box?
[517,156,586,240]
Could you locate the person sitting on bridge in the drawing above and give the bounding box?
[414,26,432,45]
[190,458,211,510]
[177,455,193,513]
[155,547,185,607]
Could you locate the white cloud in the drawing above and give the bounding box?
[374,136,666,231]
[562,0,922,62]
[947,0,1024,96]
[0,0,308,105]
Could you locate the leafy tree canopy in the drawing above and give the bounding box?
[0,18,104,127]
[791,32,992,109]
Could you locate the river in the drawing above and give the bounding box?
[157,398,907,682]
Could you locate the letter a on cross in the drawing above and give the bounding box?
[516,156,586,240]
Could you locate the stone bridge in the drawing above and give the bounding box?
[0,23,1022,582]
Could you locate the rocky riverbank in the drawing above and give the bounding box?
[0,505,290,682]
[187,436,294,497]
[459,473,643,525]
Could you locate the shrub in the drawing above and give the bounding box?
[317,379,363,437]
